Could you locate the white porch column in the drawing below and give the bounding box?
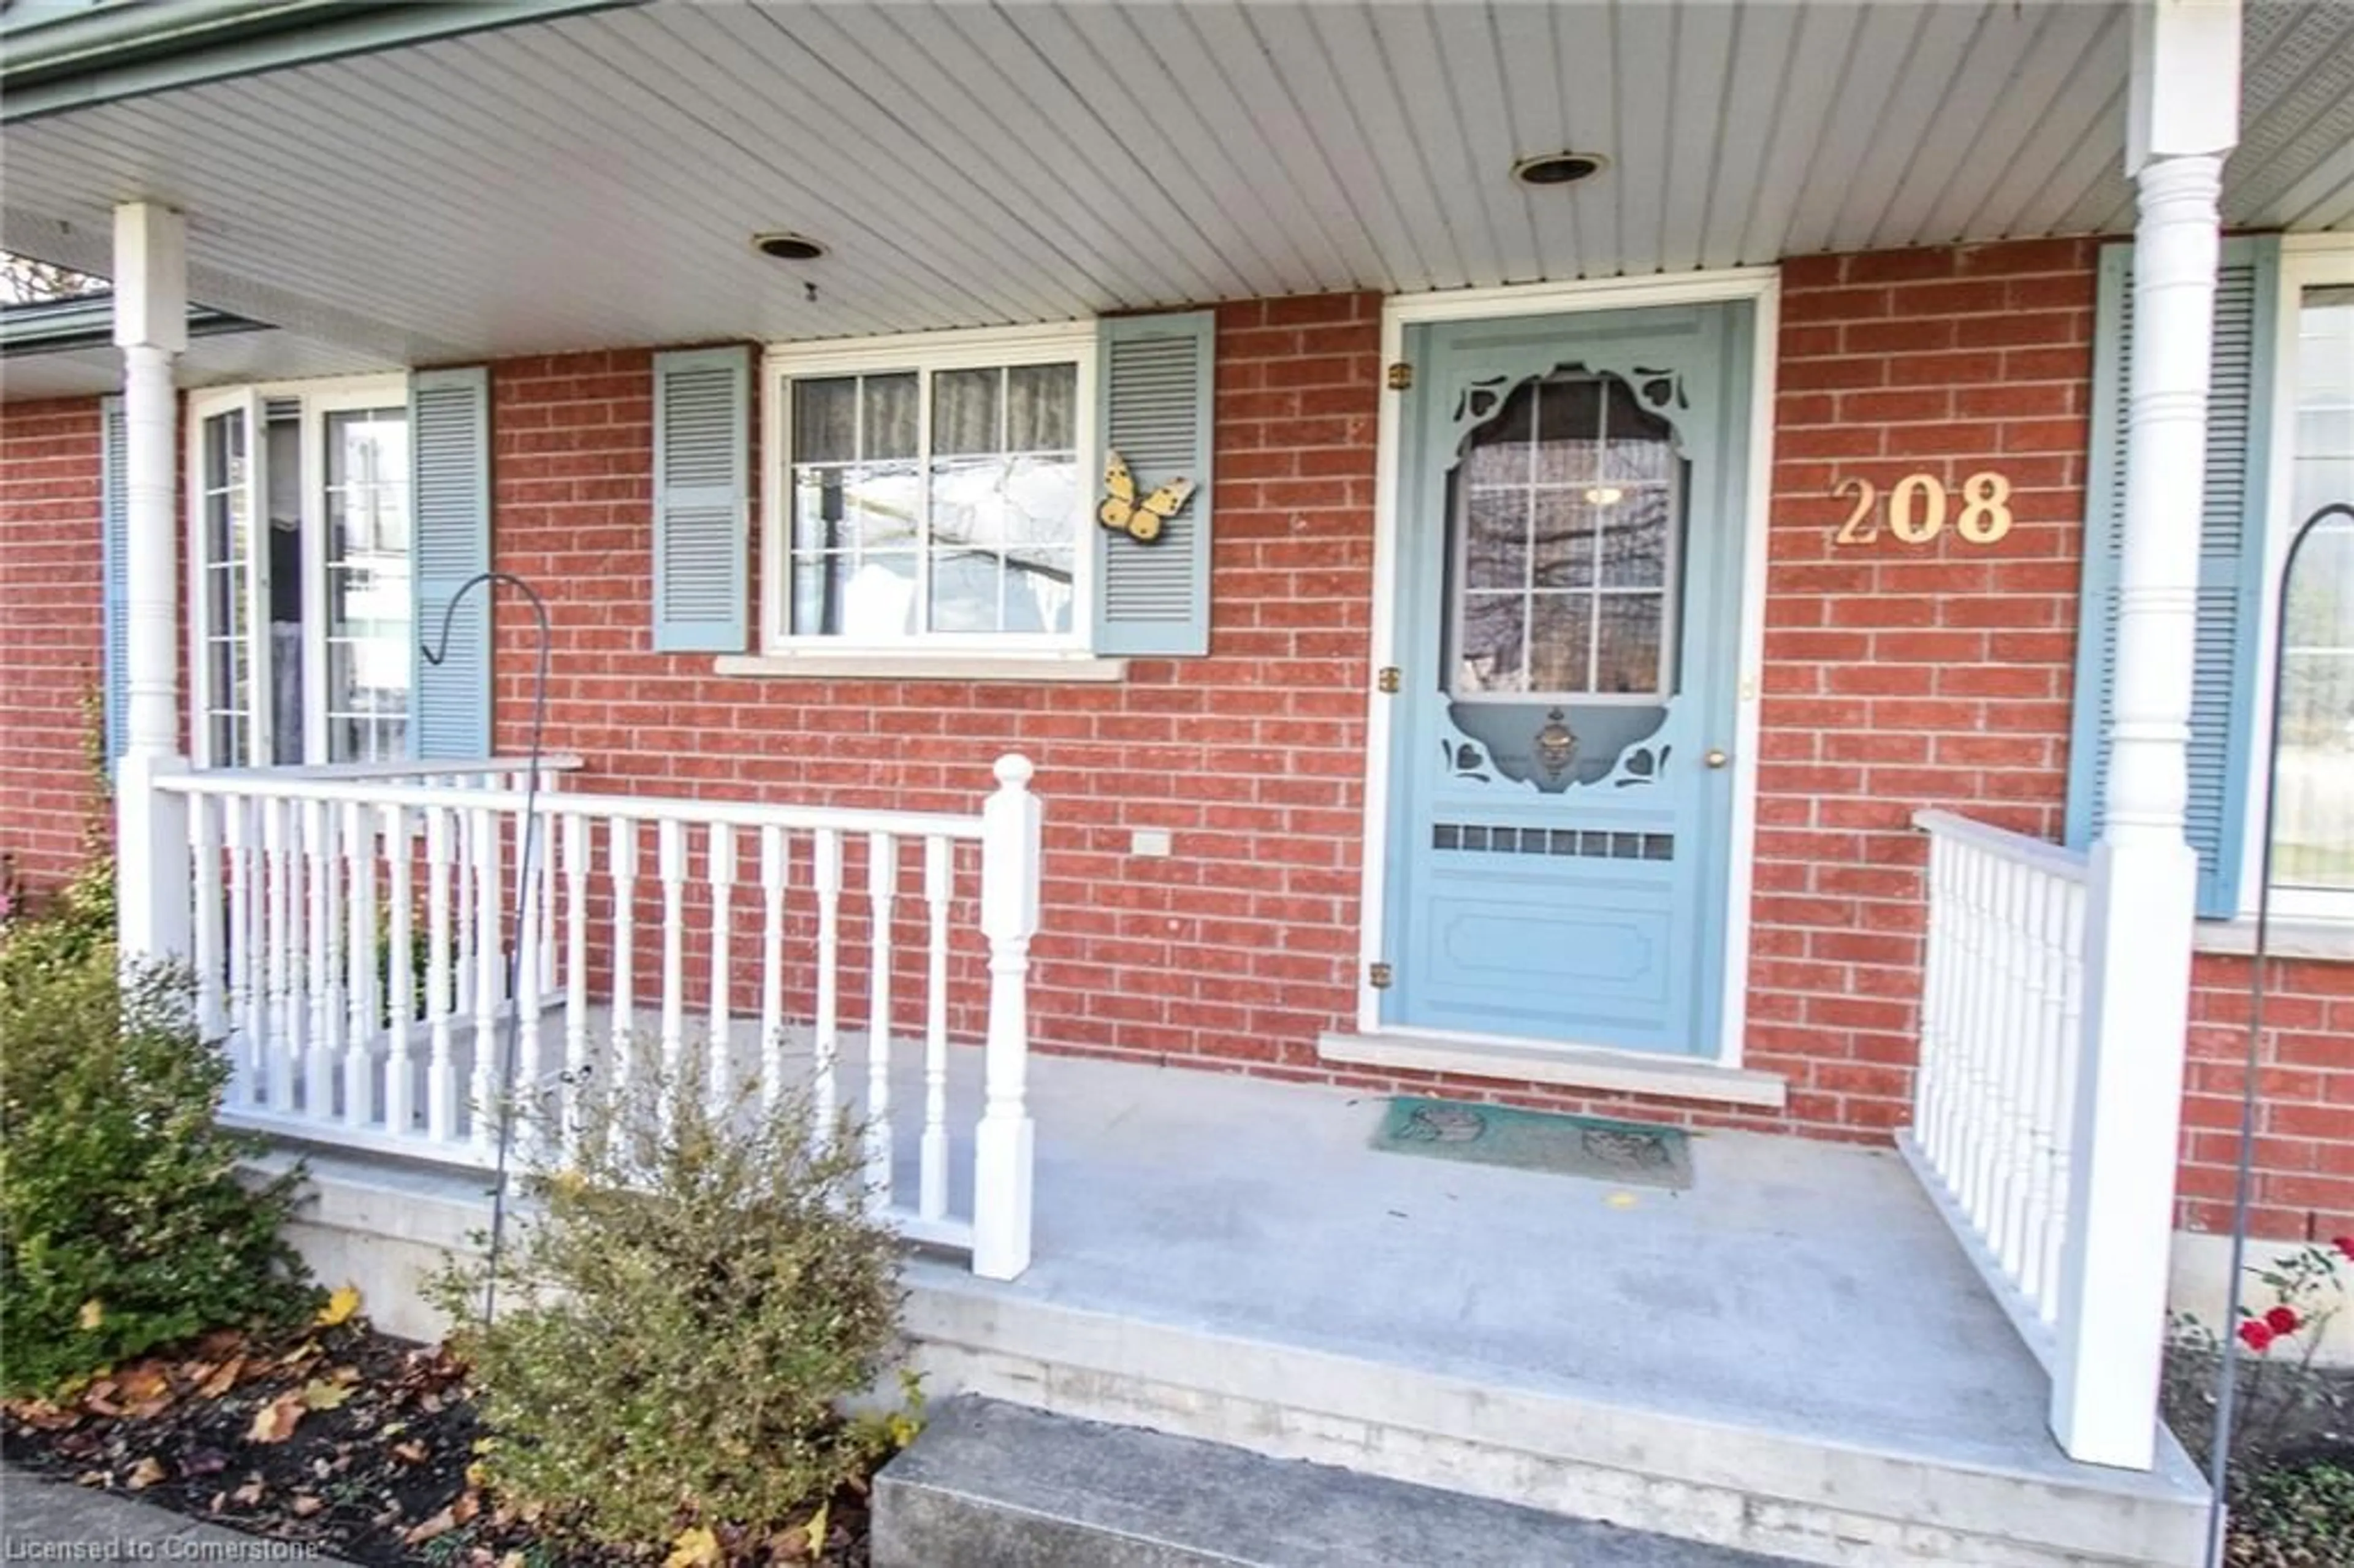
[2052,0,2241,1471]
[112,202,192,963]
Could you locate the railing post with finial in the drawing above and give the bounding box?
[972,754,1040,1281]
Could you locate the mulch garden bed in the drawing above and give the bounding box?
[1,1315,872,1567]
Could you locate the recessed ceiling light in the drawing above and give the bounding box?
[752,232,826,262]
[1511,151,1608,188]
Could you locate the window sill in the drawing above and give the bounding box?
[715,651,1130,684]
[2194,916,2354,964]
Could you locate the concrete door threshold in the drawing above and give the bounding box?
[1319,1027,1790,1109]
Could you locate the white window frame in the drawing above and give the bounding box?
[184,372,411,769]
[2239,235,2354,931]
[758,321,1099,661]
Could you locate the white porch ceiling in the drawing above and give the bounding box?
[2,0,2349,398]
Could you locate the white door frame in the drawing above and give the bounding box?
[1357,267,1782,1067]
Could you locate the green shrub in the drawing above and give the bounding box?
[0,926,311,1395]
[2232,1460,2354,1566]
[432,1054,906,1548]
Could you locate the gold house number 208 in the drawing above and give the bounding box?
[1832,471,2014,547]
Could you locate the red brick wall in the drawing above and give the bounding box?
[487,295,1385,1078]
[0,397,105,895]
[1,256,2345,1238]
[1750,240,2098,1134]
[2182,956,2354,1241]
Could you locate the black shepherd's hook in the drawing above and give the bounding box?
[420,570,552,1328]
[2207,501,2354,1567]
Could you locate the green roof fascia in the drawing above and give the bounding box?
[1,0,641,123]
[0,292,267,356]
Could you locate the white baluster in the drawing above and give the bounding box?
[2021,872,2065,1310]
[425,804,457,1144]
[920,835,952,1224]
[1915,833,1952,1176]
[611,818,639,1096]
[2045,880,2089,1325]
[453,788,476,1016]
[191,794,225,1045]
[342,801,376,1128]
[514,804,546,1154]
[267,797,299,1114]
[538,771,560,997]
[562,810,589,1156]
[706,822,736,1113]
[760,826,787,1113]
[973,756,1041,1281]
[470,802,500,1150]
[659,818,687,1092]
[383,803,415,1138]
[813,828,844,1136]
[226,797,262,1106]
[305,799,338,1123]
[865,833,899,1204]
[1989,859,2027,1281]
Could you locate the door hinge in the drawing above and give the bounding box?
[1386,360,1413,391]
[1368,961,1394,990]
[1376,666,1401,694]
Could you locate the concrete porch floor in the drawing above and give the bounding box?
[269,1029,2208,1563]
[931,1048,2200,1491]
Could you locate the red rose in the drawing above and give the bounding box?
[2264,1304,2301,1337]
[2238,1320,2276,1353]
[2334,1236,2354,1263]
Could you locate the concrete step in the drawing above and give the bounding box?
[902,1262,2209,1568]
[872,1395,1809,1568]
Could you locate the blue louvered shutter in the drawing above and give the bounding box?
[1094,311,1215,657]
[409,367,493,759]
[99,395,129,767]
[651,346,750,652]
[2065,236,2279,917]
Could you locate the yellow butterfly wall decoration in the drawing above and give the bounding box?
[1097,449,1197,544]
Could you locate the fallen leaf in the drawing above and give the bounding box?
[500,1555,526,1568]
[125,1456,166,1491]
[316,1284,363,1328]
[197,1358,242,1399]
[664,1524,722,1568]
[78,1299,104,1331]
[183,1449,228,1479]
[248,1393,303,1444]
[806,1499,831,1555]
[290,1496,324,1518]
[74,1471,107,1488]
[464,1461,490,1489]
[403,1508,457,1546]
[451,1491,480,1526]
[328,1364,362,1387]
[297,1379,351,1412]
[277,1340,321,1369]
[390,1441,428,1464]
[230,1477,267,1508]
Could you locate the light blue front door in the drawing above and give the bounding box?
[1383,303,1753,1054]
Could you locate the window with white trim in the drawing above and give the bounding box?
[187,377,413,767]
[764,325,1094,652]
[2252,244,2354,923]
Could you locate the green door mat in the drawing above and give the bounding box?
[1372,1097,1694,1190]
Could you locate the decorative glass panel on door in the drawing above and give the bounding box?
[1448,372,1680,705]
[1444,370,1686,788]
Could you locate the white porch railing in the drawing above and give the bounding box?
[1901,809,2139,1464]
[151,754,1043,1280]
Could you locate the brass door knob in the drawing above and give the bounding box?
[1705,748,1729,769]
